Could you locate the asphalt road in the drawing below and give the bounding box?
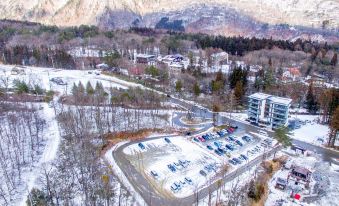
[111,96,339,206]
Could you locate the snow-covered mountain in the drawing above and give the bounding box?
[0,0,338,28]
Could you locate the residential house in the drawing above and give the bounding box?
[282,67,302,82]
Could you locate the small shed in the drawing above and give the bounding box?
[275,177,288,190]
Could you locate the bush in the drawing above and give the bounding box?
[26,188,48,206]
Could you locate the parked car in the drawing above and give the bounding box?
[214,149,223,156]
[199,170,207,176]
[206,145,213,150]
[235,140,243,146]
[184,177,193,185]
[225,144,234,151]
[228,136,236,141]
[198,137,206,142]
[151,171,159,178]
[214,141,222,148]
[259,130,268,136]
[138,143,145,150]
[167,164,176,172]
[193,137,199,142]
[228,159,237,165]
[230,125,238,129]
[240,154,248,160]
[233,158,242,164]
[242,135,251,142]
[164,137,171,143]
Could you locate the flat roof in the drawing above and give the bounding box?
[268,96,292,105]
[249,92,292,105]
[136,54,155,58]
[248,93,271,100]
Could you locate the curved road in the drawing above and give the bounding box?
[111,96,339,206]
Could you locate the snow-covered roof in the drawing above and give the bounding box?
[268,96,292,106]
[249,92,292,105]
[136,54,155,58]
[248,92,271,100]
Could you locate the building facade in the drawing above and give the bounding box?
[248,93,292,128]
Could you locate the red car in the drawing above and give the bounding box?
[198,136,206,142]
[228,127,235,132]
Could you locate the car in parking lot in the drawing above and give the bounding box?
[138,143,145,150]
[235,140,243,146]
[214,149,223,156]
[164,137,171,143]
[230,125,238,129]
[259,130,268,136]
[184,177,193,185]
[199,170,207,176]
[193,137,199,142]
[198,137,206,142]
[228,136,236,141]
[167,164,176,172]
[225,144,234,151]
[228,159,237,165]
[239,154,248,161]
[214,141,222,148]
[206,145,213,150]
[232,158,242,164]
[151,170,159,178]
[242,135,251,142]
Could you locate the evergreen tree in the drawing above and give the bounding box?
[175,80,182,92]
[234,81,244,105]
[86,81,94,95]
[71,83,78,96]
[306,81,319,114]
[274,126,292,147]
[193,82,201,96]
[78,81,85,95]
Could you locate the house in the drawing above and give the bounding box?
[96,63,109,70]
[159,54,189,70]
[275,177,288,190]
[288,165,312,183]
[248,93,292,128]
[282,67,302,82]
[202,64,231,74]
[135,54,156,65]
[211,51,229,66]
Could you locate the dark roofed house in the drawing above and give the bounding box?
[289,166,311,183]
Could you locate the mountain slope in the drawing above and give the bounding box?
[0,0,338,28]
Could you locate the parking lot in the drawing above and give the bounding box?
[123,137,223,198]
[121,125,277,198]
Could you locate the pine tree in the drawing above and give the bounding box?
[328,106,339,147]
[175,80,182,92]
[306,81,319,114]
[86,81,94,95]
[193,82,200,96]
[234,81,243,105]
[274,126,292,147]
[71,83,78,95]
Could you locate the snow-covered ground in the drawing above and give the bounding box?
[0,102,61,206]
[17,103,61,206]
[0,64,128,94]
[289,115,330,146]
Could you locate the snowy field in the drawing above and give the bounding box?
[289,115,330,146]
[0,64,129,94]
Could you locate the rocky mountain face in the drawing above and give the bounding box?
[0,0,338,41]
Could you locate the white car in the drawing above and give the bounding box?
[259,130,268,136]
